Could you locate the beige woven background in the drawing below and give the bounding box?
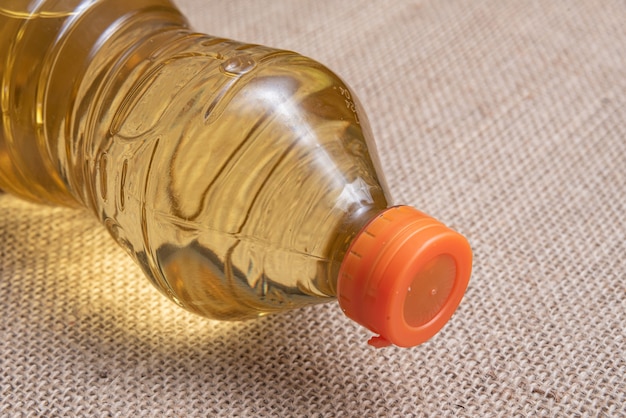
[2,0,625,416]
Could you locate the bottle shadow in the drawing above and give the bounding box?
[0,194,400,415]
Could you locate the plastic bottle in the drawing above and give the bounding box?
[0,0,472,347]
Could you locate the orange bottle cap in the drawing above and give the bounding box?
[337,206,472,348]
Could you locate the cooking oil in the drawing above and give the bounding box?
[0,0,472,347]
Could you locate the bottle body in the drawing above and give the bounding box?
[0,1,389,319]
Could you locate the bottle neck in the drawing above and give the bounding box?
[322,205,385,296]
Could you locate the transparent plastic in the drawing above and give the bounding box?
[0,0,471,346]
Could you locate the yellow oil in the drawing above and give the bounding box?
[0,0,389,320]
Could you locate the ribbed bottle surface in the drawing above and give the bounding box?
[0,1,389,319]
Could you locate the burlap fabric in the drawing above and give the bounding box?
[1,0,625,416]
